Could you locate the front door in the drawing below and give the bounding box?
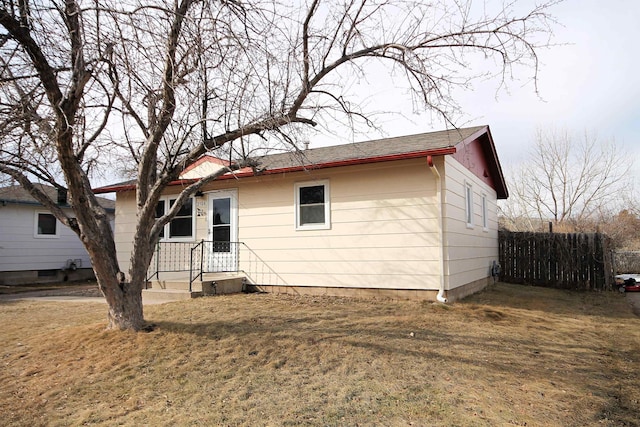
[207,190,238,272]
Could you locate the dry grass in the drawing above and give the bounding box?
[1,283,639,426]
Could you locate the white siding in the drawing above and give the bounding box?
[113,155,502,294]
[441,156,499,290]
[0,204,92,271]
[232,159,442,289]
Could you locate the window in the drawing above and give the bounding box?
[465,182,474,228]
[155,197,195,240]
[481,194,488,230]
[295,180,330,230]
[38,269,57,277]
[35,212,58,238]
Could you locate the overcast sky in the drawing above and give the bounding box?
[308,0,640,188]
[89,0,638,194]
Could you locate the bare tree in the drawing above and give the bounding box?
[0,0,559,331]
[499,128,634,232]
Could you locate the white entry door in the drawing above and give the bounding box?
[207,190,238,272]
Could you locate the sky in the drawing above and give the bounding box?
[307,0,640,189]
[87,0,639,194]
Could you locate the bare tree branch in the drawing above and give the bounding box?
[499,127,634,231]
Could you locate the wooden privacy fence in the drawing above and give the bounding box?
[498,231,614,291]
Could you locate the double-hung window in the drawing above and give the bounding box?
[295,180,331,230]
[156,197,195,240]
[34,212,58,238]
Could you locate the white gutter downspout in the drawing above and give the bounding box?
[427,155,448,303]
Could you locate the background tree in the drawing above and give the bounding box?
[602,208,640,250]
[499,127,635,233]
[0,0,558,331]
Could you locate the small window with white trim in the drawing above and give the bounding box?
[465,182,474,228]
[295,180,330,230]
[155,196,195,240]
[481,193,488,230]
[35,212,58,238]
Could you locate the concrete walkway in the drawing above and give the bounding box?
[0,284,160,305]
[0,293,107,304]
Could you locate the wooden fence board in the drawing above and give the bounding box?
[498,231,614,291]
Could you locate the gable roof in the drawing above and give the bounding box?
[94,125,508,198]
[258,125,485,170]
[0,183,116,212]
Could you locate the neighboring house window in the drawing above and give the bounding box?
[295,180,331,230]
[156,197,195,240]
[481,193,488,230]
[35,212,58,238]
[465,182,474,228]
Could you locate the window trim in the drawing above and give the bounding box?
[294,180,331,231]
[465,181,474,229]
[157,196,196,242]
[34,211,59,238]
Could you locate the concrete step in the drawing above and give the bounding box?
[202,277,245,295]
[149,280,203,292]
[145,273,247,300]
[142,288,202,304]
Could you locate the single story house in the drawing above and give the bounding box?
[0,184,116,285]
[95,125,508,302]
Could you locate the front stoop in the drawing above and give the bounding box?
[143,273,246,304]
[142,288,203,304]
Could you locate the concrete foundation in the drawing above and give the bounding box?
[247,276,493,302]
[0,268,96,286]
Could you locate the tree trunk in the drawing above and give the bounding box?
[104,280,145,331]
[86,229,147,331]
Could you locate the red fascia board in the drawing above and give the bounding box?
[93,148,456,193]
[217,147,457,180]
[93,185,133,194]
[93,179,198,194]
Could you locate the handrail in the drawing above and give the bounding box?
[145,242,161,283]
[147,241,285,290]
[189,240,205,292]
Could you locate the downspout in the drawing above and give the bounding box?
[427,155,448,303]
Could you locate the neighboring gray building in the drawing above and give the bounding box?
[0,184,115,285]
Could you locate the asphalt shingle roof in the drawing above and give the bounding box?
[0,183,115,211]
[256,126,485,170]
[94,126,507,198]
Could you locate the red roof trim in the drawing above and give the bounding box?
[218,147,457,180]
[93,147,457,193]
[93,179,198,194]
[459,126,489,147]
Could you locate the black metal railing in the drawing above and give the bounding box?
[148,241,242,291]
[148,240,288,292]
[148,241,197,278]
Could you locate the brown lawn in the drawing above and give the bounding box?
[0,283,639,426]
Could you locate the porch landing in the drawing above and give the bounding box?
[143,272,247,304]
